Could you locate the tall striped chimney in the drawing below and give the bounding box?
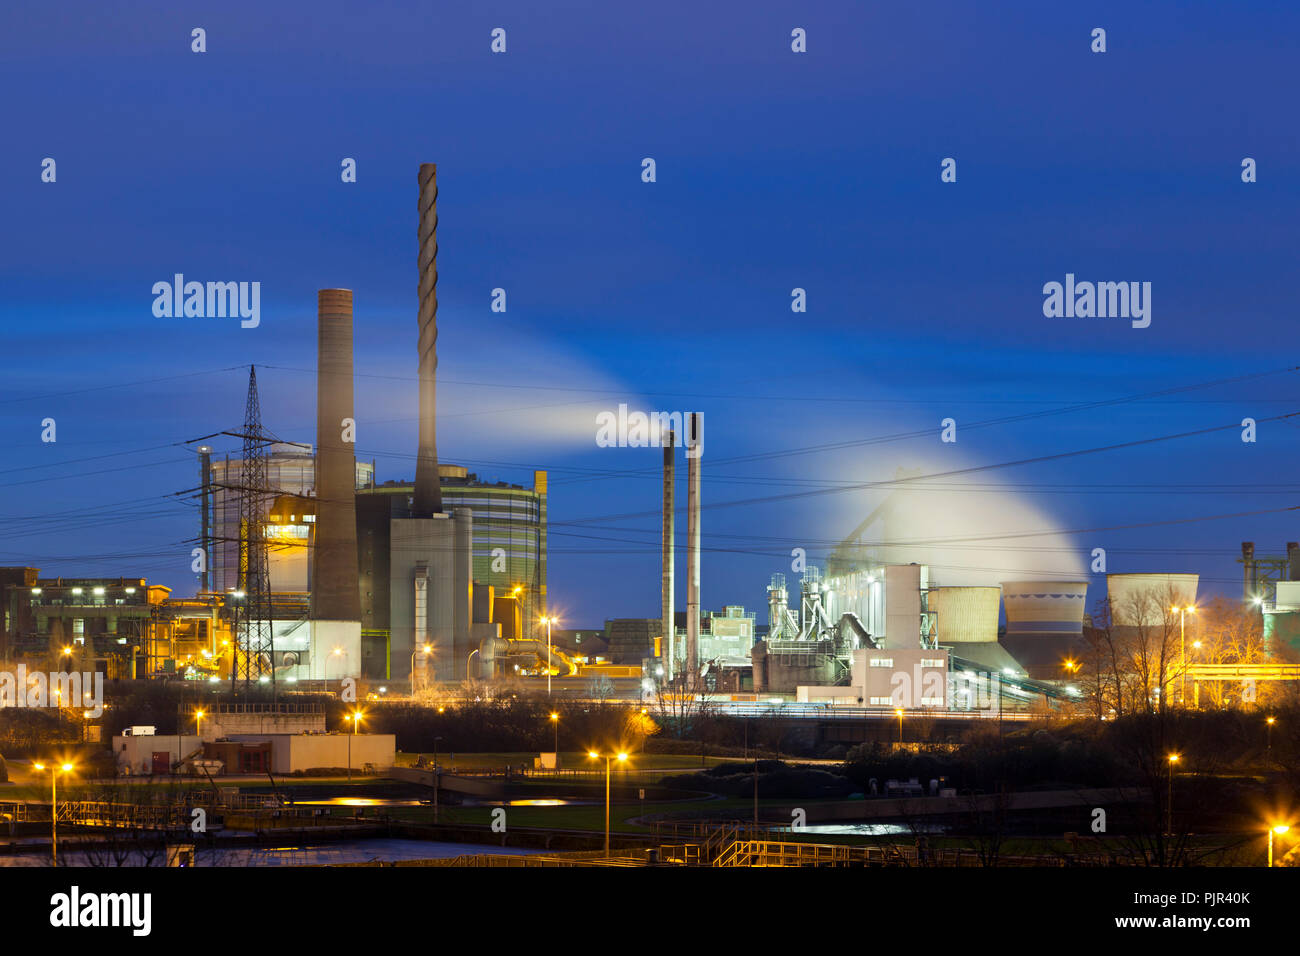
[413,163,444,517]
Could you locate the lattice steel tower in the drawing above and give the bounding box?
[235,366,276,694]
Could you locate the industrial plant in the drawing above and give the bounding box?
[2,170,1298,720]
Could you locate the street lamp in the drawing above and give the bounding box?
[32,761,74,866]
[1267,716,1277,754]
[549,712,559,761]
[588,750,628,857]
[1166,753,1181,837]
[1269,823,1290,867]
[895,708,904,744]
[195,710,205,738]
[539,615,558,697]
[345,710,363,781]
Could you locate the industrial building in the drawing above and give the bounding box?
[175,165,563,687]
[1241,541,1300,653]
[741,563,1083,712]
[112,707,395,775]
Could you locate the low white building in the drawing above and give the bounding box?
[112,733,202,776]
[797,647,948,708]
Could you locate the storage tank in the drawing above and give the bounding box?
[932,586,1001,643]
[999,581,1089,680]
[1106,573,1198,626]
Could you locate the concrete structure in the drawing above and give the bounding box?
[685,413,701,680]
[199,704,325,740]
[798,648,948,709]
[1107,573,1198,626]
[113,734,202,776]
[931,586,1001,644]
[358,466,548,643]
[208,733,396,775]
[999,581,1088,680]
[311,288,364,680]
[661,430,675,680]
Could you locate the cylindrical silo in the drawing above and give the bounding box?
[932,586,1001,643]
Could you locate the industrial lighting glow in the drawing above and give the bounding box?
[30,588,41,595]
[124,587,136,594]
[93,587,105,596]
[231,590,246,598]
[71,588,82,595]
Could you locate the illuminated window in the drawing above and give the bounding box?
[869,658,894,668]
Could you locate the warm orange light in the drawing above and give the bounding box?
[1267,717,1277,725]
[1168,753,1181,765]
[895,709,904,717]
[588,750,599,759]
[549,712,558,721]
[617,753,628,762]
[1274,824,1291,835]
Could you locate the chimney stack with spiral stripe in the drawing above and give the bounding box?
[413,163,444,518]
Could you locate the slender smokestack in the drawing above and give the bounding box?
[1242,541,1256,601]
[662,430,675,681]
[198,445,212,594]
[686,413,701,681]
[312,289,362,622]
[1288,542,1300,582]
[413,163,444,517]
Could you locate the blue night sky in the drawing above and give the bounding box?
[2,0,1297,627]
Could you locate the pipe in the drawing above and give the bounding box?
[686,413,701,681]
[662,428,675,681]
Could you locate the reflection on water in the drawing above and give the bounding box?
[292,796,593,808]
[461,798,594,808]
[773,823,946,836]
[292,798,425,808]
[0,838,542,867]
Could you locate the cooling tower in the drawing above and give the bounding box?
[999,581,1089,680]
[932,586,1001,643]
[1002,582,1089,636]
[1107,573,1198,626]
